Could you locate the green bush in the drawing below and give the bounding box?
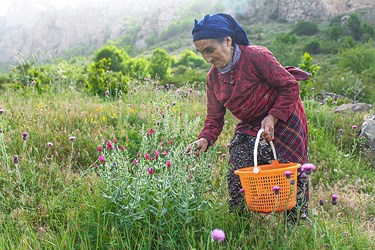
[303,41,322,54]
[337,43,375,73]
[294,21,319,36]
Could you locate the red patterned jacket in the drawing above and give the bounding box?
[198,45,309,164]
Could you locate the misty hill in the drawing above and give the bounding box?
[0,0,374,69]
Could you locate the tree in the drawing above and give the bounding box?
[347,14,362,40]
[94,45,129,72]
[150,48,172,80]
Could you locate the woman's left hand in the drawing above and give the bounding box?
[261,115,278,141]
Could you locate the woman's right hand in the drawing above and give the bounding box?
[185,138,209,157]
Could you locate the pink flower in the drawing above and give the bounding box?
[154,150,159,158]
[222,154,226,159]
[169,140,173,145]
[145,153,150,160]
[351,125,358,129]
[0,109,4,114]
[239,188,245,193]
[113,138,118,144]
[148,167,154,174]
[302,163,316,175]
[47,142,53,147]
[272,186,281,194]
[163,150,168,156]
[98,155,105,163]
[119,145,126,151]
[211,229,225,242]
[69,136,75,142]
[97,146,102,152]
[106,140,113,149]
[137,151,141,158]
[167,159,171,168]
[147,128,155,137]
[284,170,293,179]
[133,159,137,165]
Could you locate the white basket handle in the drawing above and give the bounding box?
[253,128,277,173]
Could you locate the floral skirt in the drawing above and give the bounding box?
[227,133,309,219]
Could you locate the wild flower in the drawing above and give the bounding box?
[211,229,225,242]
[13,155,19,164]
[148,167,154,175]
[339,128,344,135]
[169,140,173,145]
[0,109,4,114]
[47,142,53,147]
[351,125,357,129]
[154,150,159,158]
[106,140,113,149]
[22,132,28,140]
[97,146,102,152]
[133,159,137,165]
[98,155,105,163]
[119,145,126,151]
[163,150,168,156]
[301,163,316,175]
[272,186,281,195]
[239,188,245,193]
[172,102,176,106]
[331,194,338,205]
[290,180,295,185]
[167,159,171,168]
[137,151,141,158]
[147,128,155,137]
[145,153,150,160]
[284,170,293,179]
[113,138,118,144]
[319,199,324,206]
[222,154,226,159]
[0,129,3,133]
[69,136,75,142]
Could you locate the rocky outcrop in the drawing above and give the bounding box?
[359,113,375,156]
[251,0,375,22]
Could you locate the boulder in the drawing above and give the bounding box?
[359,113,375,154]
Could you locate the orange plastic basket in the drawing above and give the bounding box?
[234,129,301,213]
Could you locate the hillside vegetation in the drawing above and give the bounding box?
[0,8,374,249]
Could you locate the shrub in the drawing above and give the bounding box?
[337,44,375,73]
[303,41,322,54]
[294,21,319,36]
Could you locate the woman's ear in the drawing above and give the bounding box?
[226,36,233,47]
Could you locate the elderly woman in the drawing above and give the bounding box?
[185,13,310,222]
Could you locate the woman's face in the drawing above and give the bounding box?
[194,37,233,68]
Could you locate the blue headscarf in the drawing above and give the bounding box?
[192,13,250,46]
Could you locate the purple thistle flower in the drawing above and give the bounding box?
[154,150,159,158]
[272,186,281,195]
[338,128,343,135]
[0,109,4,115]
[331,194,338,205]
[98,155,105,163]
[13,155,19,164]
[302,163,316,175]
[351,125,357,129]
[222,154,226,159]
[148,167,154,175]
[319,199,324,206]
[47,142,53,147]
[284,170,293,179]
[69,136,75,142]
[22,132,28,140]
[211,229,225,242]
[239,188,245,193]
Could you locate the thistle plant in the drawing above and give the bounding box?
[97,108,219,243]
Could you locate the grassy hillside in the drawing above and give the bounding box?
[0,8,374,249]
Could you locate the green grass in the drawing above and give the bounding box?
[0,81,374,249]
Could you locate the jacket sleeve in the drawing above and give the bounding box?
[197,75,226,146]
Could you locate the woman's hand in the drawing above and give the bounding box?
[261,115,278,141]
[185,138,209,157]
